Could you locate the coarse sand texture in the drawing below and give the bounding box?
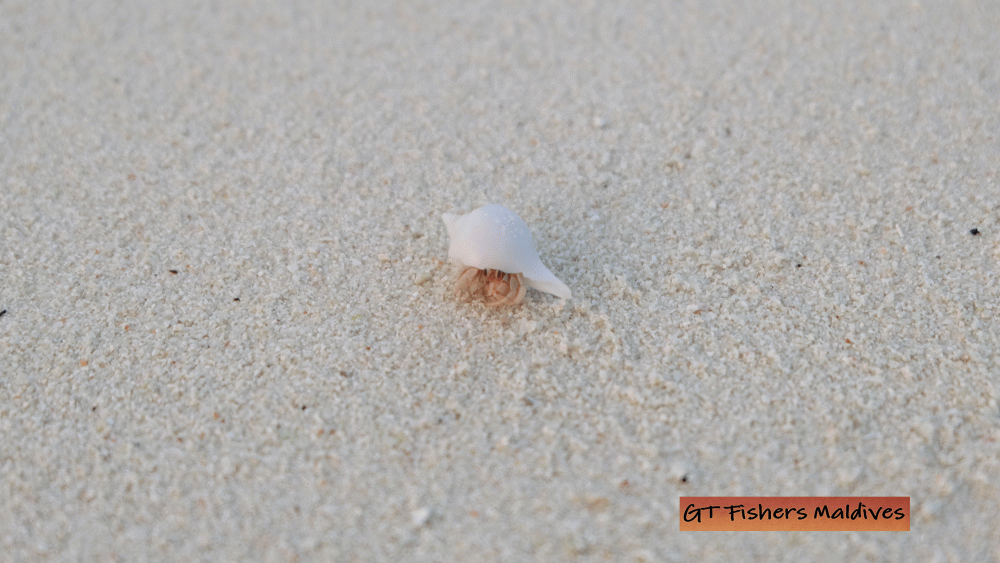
[1,0,999,561]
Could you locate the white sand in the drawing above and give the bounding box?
[2,0,998,561]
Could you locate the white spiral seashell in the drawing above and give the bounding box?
[442,204,572,300]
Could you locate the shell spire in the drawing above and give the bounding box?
[442,204,571,300]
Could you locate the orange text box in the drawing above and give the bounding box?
[680,497,910,531]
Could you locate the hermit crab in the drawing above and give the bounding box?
[442,204,571,308]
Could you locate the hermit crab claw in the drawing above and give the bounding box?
[442,204,571,306]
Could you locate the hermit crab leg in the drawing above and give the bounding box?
[512,273,526,304]
[455,266,484,300]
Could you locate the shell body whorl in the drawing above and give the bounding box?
[442,204,571,300]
